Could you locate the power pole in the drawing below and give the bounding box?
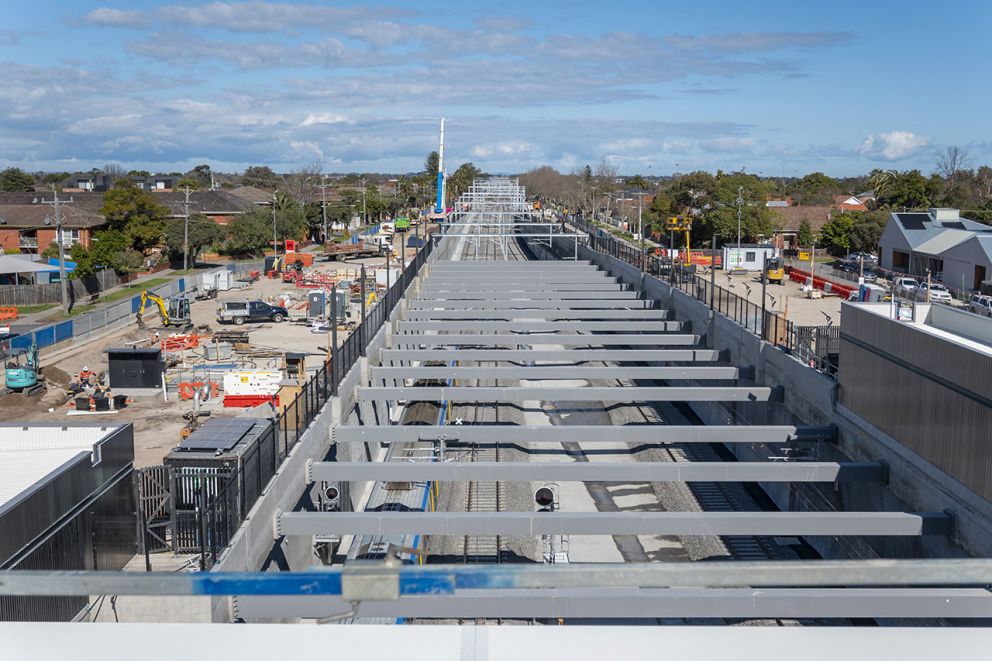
[636,191,644,255]
[41,185,71,315]
[318,176,331,243]
[361,179,367,226]
[181,184,193,271]
[272,190,278,256]
[736,186,744,248]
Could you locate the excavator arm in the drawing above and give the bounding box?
[136,290,170,328]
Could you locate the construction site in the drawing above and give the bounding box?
[0,229,429,469]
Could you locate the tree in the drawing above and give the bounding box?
[788,171,842,206]
[127,169,151,177]
[796,218,816,248]
[165,214,223,264]
[103,163,126,185]
[99,180,170,251]
[847,210,888,255]
[175,177,200,190]
[873,170,939,209]
[447,162,483,201]
[284,163,322,205]
[69,229,142,277]
[626,174,648,190]
[186,164,212,187]
[935,146,969,180]
[424,151,439,178]
[242,165,279,189]
[819,213,856,256]
[0,167,34,192]
[223,209,272,258]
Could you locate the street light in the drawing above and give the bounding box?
[736,186,744,248]
[272,190,278,256]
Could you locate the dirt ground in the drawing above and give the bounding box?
[701,267,845,327]
[0,233,427,468]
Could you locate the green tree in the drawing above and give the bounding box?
[127,169,151,177]
[873,170,940,209]
[175,177,200,190]
[99,180,170,251]
[447,162,483,201]
[0,167,34,192]
[40,242,61,259]
[242,165,279,189]
[819,213,856,256]
[164,214,223,264]
[789,172,841,205]
[69,229,142,277]
[223,209,272,258]
[847,210,889,255]
[424,151,439,177]
[796,218,816,248]
[625,174,648,190]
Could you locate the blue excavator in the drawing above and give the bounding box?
[3,341,45,396]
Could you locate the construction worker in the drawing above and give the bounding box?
[79,366,93,384]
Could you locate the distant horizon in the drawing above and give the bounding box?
[2,1,990,176]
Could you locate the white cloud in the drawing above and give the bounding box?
[83,8,148,27]
[858,131,930,160]
[302,113,348,126]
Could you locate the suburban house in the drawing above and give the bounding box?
[879,208,992,291]
[834,195,869,212]
[65,173,111,192]
[152,190,255,225]
[224,185,275,207]
[0,204,104,254]
[767,205,834,250]
[130,174,178,192]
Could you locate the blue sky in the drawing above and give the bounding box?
[1,0,990,176]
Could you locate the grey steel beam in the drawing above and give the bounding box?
[370,366,735,380]
[391,334,699,346]
[276,511,953,537]
[421,284,622,292]
[431,261,593,266]
[331,424,831,445]
[396,321,682,332]
[380,349,720,362]
[7,559,992,596]
[421,277,615,285]
[415,291,641,300]
[309,461,887,483]
[409,300,651,309]
[356,386,771,402]
[235,588,992,620]
[403,310,672,320]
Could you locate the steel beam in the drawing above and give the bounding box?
[276,511,953,537]
[402,310,672,320]
[370,366,734,380]
[309,461,887,483]
[420,284,622,292]
[430,261,593,266]
[409,300,651,309]
[331,424,832,444]
[356,386,771,402]
[397,321,682,332]
[415,291,641,300]
[391,334,698,346]
[379,349,720,362]
[235,588,992,620]
[419,277,615,285]
[6,560,991,597]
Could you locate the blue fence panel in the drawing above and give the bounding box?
[11,333,33,350]
[178,278,185,293]
[54,321,73,342]
[131,296,142,314]
[34,326,55,348]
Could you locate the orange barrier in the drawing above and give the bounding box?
[284,252,314,267]
[162,333,200,352]
[178,380,219,400]
[0,306,18,321]
[786,266,855,298]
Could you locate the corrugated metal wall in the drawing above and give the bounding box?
[839,306,992,500]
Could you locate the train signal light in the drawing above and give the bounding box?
[534,486,555,510]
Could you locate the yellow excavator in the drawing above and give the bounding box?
[136,290,193,329]
[765,257,786,285]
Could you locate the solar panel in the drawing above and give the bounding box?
[178,418,257,452]
[897,213,931,230]
[942,222,966,229]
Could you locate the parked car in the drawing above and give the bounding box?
[845,252,878,264]
[969,294,992,317]
[914,282,953,303]
[893,277,920,297]
[217,300,289,325]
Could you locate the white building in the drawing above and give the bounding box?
[878,208,992,292]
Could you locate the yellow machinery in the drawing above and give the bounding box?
[136,290,192,329]
[366,291,379,308]
[666,216,692,264]
[765,256,786,285]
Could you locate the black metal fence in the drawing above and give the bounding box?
[137,235,438,569]
[569,217,839,377]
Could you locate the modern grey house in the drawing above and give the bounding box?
[878,208,992,291]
